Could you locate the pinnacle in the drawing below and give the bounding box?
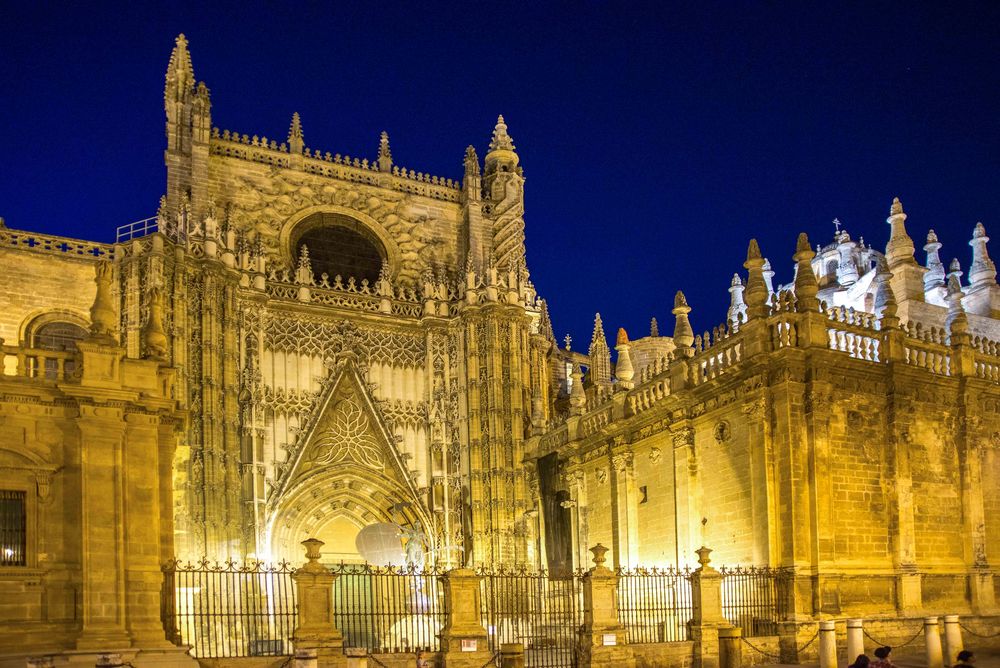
[616,328,630,346]
[288,112,303,141]
[746,239,762,262]
[927,229,939,244]
[731,273,743,287]
[489,114,516,152]
[590,313,607,346]
[890,197,904,216]
[378,131,392,164]
[974,221,987,238]
[674,290,689,309]
[165,33,195,99]
[795,232,811,255]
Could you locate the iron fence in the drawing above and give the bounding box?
[616,566,693,643]
[478,567,582,668]
[331,562,447,653]
[161,559,297,657]
[719,565,792,637]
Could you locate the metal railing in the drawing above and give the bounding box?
[331,562,447,653]
[161,559,298,658]
[478,567,581,668]
[116,216,158,242]
[719,566,791,637]
[617,566,693,643]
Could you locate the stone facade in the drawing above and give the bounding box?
[1,32,999,661]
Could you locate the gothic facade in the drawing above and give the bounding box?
[0,34,999,657]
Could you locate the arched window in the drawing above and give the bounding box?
[293,214,386,286]
[32,321,87,380]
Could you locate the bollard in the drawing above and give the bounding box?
[818,621,838,668]
[924,617,944,668]
[719,626,743,668]
[294,648,318,668]
[501,643,525,668]
[942,615,963,667]
[846,619,865,664]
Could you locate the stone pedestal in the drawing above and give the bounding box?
[291,539,346,667]
[970,572,997,614]
[439,568,492,668]
[577,544,635,668]
[896,572,923,616]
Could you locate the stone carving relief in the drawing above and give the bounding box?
[649,447,662,464]
[264,315,425,366]
[713,420,731,444]
[308,397,384,470]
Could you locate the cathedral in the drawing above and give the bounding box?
[1,34,998,658]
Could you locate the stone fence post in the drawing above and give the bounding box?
[577,544,635,668]
[690,547,724,668]
[942,615,963,666]
[718,626,742,668]
[291,538,346,666]
[439,568,492,667]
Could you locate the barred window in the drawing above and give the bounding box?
[0,490,27,566]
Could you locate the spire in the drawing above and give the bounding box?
[164,34,195,105]
[793,232,819,311]
[489,114,516,153]
[728,273,747,326]
[615,328,635,391]
[464,145,480,176]
[588,313,612,388]
[924,229,946,292]
[762,258,775,299]
[569,362,587,415]
[295,244,314,285]
[288,112,304,154]
[885,196,917,268]
[538,299,555,342]
[142,287,169,360]
[650,317,659,338]
[968,222,997,289]
[377,131,393,172]
[873,255,896,318]
[672,291,695,351]
[743,239,768,319]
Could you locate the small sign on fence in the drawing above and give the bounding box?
[602,634,617,646]
[461,639,478,652]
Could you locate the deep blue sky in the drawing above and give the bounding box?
[2,2,998,349]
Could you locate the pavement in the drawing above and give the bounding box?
[756,649,1000,668]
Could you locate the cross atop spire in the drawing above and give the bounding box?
[489,114,516,153]
[833,218,842,234]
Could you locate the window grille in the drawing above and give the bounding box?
[0,490,27,566]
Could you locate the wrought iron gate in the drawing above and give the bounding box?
[479,568,581,668]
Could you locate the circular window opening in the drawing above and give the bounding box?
[294,215,385,285]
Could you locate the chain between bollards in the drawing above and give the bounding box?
[740,630,819,660]
[863,625,924,648]
[959,622,1000,638]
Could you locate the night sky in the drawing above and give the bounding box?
[2,2,998,350]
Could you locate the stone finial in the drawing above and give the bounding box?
[142,286,169,360]
[300,538,327,574]
[650,317,659,337]
[924,228,946,292]
[946,274,970,340]
[589,313,612,387]
[464,145,480,176]
[743,239,769,318]
[590,543,609,568]
[89,261,117,343]
[164,34,195,104]
[948,257,963,284]
[295,245,314,285]
[377,131,393,172]
[695,546,713,568]
[288,112,304,154]
[793,232,819,311]
[672,290,695,349]
[728,273,747,326]
[874,256,898,324]
[968,222,997,288]
[489,114,516,153]
[615,327,635,389]
[886,196,917,268]
[569,362,586,414]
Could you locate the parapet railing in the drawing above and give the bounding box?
[0,344,76,382]
[825,305,881,362]
[0,226,114,260]
[116,216,158,242]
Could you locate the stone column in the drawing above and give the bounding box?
[718,626,742,668]
[74,402,131,650]
[924,617,944,668]
[846,619,864,663]
[577,544,635,668]
[690,547,724,668]
[611,450,638,568]
[818,620,837,668]
[671,427,697,564]
[439,568,491,667]
[886,393,921,615]
[942,615,963,666]
[291,539,345,666]
[743,397,775,565]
